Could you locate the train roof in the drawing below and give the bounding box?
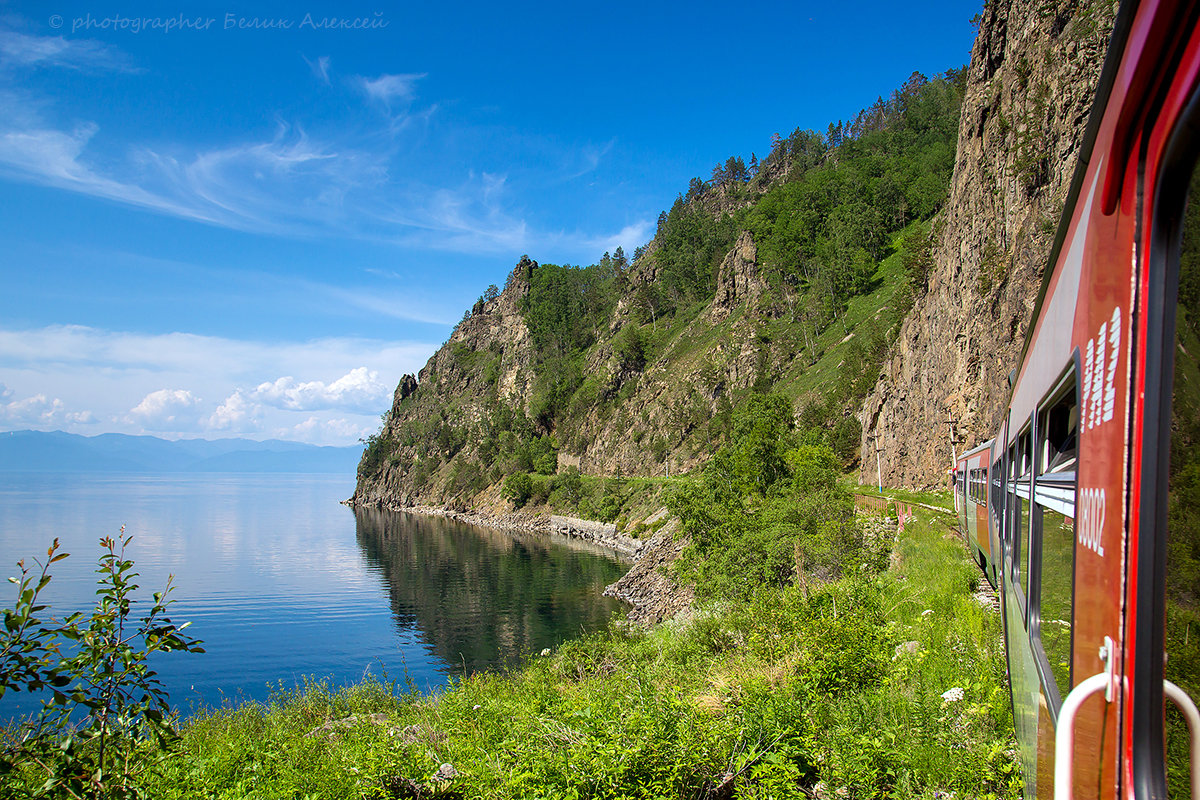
[958,439,995,463]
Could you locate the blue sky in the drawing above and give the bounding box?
[0,0,981,444]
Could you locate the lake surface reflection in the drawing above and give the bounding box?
[0,474,626,720]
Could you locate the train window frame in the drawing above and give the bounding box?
[991,442,1006,556]
[1133,55,1200,800]
[1027,361,1081,720]
[1013,422,1034,618]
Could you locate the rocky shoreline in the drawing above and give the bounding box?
[343,497,691,624]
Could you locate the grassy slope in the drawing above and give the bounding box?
[142,509,1019,800]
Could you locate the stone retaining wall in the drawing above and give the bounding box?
[550,515,644,557]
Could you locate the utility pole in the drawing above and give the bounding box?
[947,410,958,464]
[871,434,883,494]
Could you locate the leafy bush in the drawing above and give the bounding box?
[502,472,534,508]
[1,533,203,798]
[669,394,866,600]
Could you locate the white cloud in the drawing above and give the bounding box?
[0,30,133,72]
[358,72,425,106]
[252,367,389,413]
[304,54,331,85]
[207,390,261,432]
[558,220,655,260]
[0,325,433,443]
[126,389,203,430]
[283,416,370,444]
[0,383,95,428]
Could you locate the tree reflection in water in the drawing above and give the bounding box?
[353,508,627,681]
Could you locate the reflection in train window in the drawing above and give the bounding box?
[1032,371,1077,710]
[1039,507,1074,703]
[1016,429,1033,605]
[1041,389,1078,474]
[1165,164,1200,799]
[1007,446,1019,567]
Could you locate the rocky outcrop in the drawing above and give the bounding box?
[858,0,1116,487]
[352,225,777,510]
[707,232,766,324]
[603,518,694,626]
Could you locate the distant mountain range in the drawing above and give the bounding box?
[0,430,363,474]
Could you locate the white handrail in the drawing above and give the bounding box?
[1055,675,1200,800]
[1055,672,1111,800]
[1164,680,1200,800]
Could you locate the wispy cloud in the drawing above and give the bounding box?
[0,120,226,224]
[303,54,331,85]
[358,72,425,106]
[140,122,382,232]
[0,36,648,261]
[564,139,615,180]
[0,30,133,72]
[0,325,433,381]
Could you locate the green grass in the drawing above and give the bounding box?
[105,509,1020,800]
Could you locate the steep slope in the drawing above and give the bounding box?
[858,0,1116,487]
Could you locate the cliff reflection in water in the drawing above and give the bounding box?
[353,507,628,676]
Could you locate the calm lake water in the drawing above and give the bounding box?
[0,473,626,720]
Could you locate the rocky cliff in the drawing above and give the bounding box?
[351,236,776,511]
[355,0,1118,515]
[858,0,1116,487]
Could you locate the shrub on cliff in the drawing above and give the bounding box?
[669,394,865,600]
[502,471,533,508]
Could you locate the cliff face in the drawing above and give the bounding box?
[858,0,1116,487]
[351,238,775,510]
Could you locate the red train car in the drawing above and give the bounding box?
[954,439,996,586]
[956,1,1200,797]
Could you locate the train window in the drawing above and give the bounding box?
[1006,446,1017,559]
[991,455,1004,545]
[1163,159,1200,798]
[1016,429,1033,604]
[1031,370,1078,711]
[1040,387,1078,474]
[1038,506,1074,704]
